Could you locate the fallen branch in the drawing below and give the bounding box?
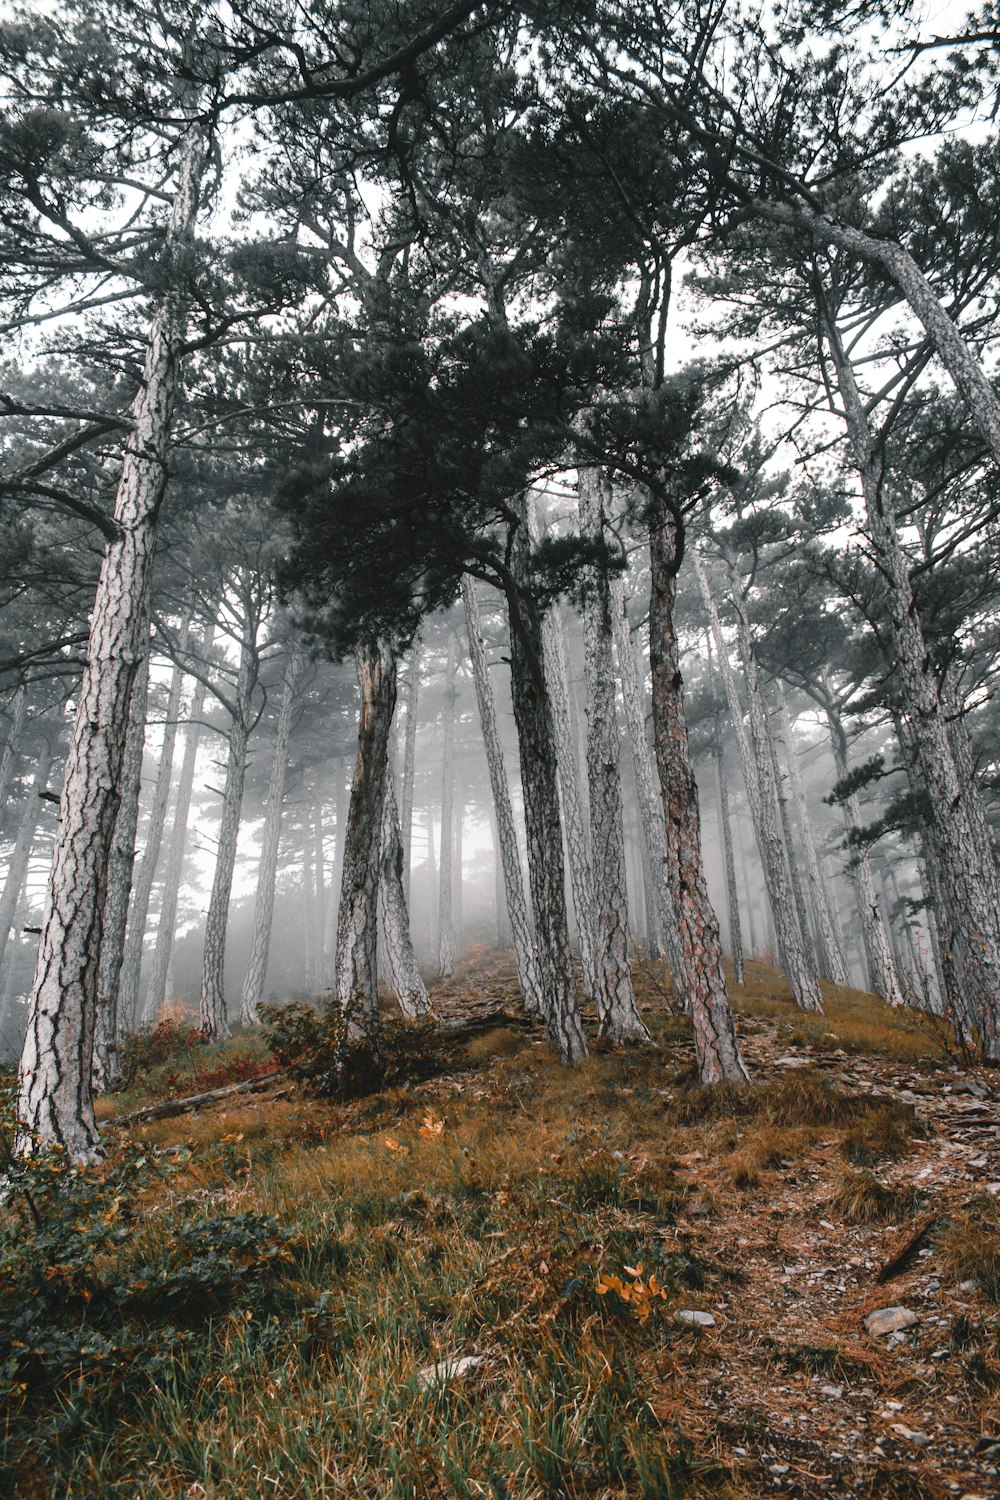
[435,1007,538,1039]
[876,1212,942,1283]
[101,1069,289,1128]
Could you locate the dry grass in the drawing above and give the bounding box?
[828,1166,921,1225]
[936,1198,1000,1303]
[727,959,950,1064]
[3,955,991,1498]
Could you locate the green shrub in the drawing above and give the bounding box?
[120,1016,204,1078]
[261,998,442,1097]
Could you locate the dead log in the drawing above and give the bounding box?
[101,1069,289,1128]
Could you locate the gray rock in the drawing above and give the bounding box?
[675,1309,716,1328]
[864,1306,919,1336]
[891,1423,931,1447]
[417,1354,488,1388]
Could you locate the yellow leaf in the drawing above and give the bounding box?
[419,1115,445,1138]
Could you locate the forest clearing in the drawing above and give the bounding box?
[3,952,1000,1497]
[2,0,1000,1495]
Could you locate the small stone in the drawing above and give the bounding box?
[891,1423,932,1447]
[987,1183,1000,1195]
[958,1279,979,1293]
[417,1354,488,1388]
[865,1306,919,1336]
[953,1078,986,1098]
[769,1464,789,1476]
[820,1384,843,1398]
[675,1309,716,1328]
[774,1056,812,1069]
[733,1446,747,1456]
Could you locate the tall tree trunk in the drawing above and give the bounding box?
[240,647,303,1023]
[0,739,53,973]
[380,756,434,1018]
[577,467,648,1043]
[302,800,317,991]
[824,700,905,1007]
[313,780,327,977]
[143,674,209,1022]
[489,802,512,950]
[610,579,683,977]
[648,507,748,1082]
[694,550,823,1012]
[0,684,28,818]
[506,500,587,1062]
[437,636,458,978]
[462,575,542,1012]
[400,646,421,907]
[540,605,602,1006]
[736,815,759,959]
[715,735,745,986]
[765,703,819,975]
[334,639,397,1029]
[453,778,464,956]
[705,639,744,985]
[16,127,205,1161]
[200,601,260,1040]
[93,647,151,1093]
[825,321,1000,1051]
[117,615,194,1033]
[323,759,348,970]
[773,681,850,984]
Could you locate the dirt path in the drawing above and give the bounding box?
[650,1020,1000,1499]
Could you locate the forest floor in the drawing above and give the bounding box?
[3,952,1000,1498]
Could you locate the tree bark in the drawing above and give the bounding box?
[506,499,587,1062]
[540,604,602,1007]
[462,574,543,1013]
[610,578,684,979]
[648,505,748,1082]
[694,549,823,1012]
[705,633,745,984]
[313,777,327,975]
[489,802,512,950]
[117,614,193,1033]
[334,639,397,1029]
[323,759,348,970]
[0,684,28,820]
[577,467,648,1043]
[824,700,905,1007]
[715,733,745,986]
[16,127,205,1161]
[200,586,261,1040]
[825,320,1000,1052]
[0,738,53,973]
[437,636,458,977]
[773,680,850,985]
[143,672,209,1022]
[765,698,819,975]
[380,755,434,1018]
[302,796,317,990]
[400,646,420,907]
[239,647,304,1024]
[93,646,151,1094]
